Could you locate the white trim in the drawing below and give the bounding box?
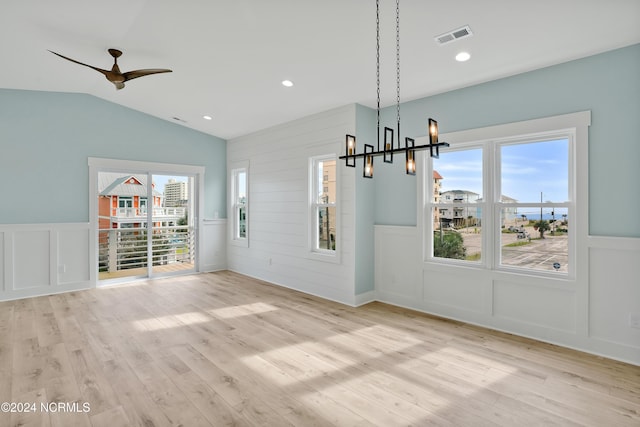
[229,160,249,248]
[354,290,377,307]
[587,235,640,251]
[419,111,590,282]
[421,111,591,146]
[307,153,340,264]
[88,157,205,176]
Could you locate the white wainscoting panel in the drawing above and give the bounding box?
[424,270,488,316]
[58,227,91,285]
[375,226,421,305]
[13,230,51,289]
[375,225,640,365]
[0,223,92,301]
[0,231,4,291]
[588,237,640,353]
[201,219,227,272]
[492,280,576,333]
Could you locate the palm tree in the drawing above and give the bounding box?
[533,220,550,239]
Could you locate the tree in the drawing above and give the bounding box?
[434,231,466,259]
[533,220,550,239]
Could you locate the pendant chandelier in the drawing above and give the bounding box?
[340,0,449,178]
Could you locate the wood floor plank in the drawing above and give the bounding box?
[66,348,121,417]
[156,354,254,427]
[132,358,216,427]
[1,270,639,426]
[9,388,51,427]
[89,405,132,427]
[12,299,37,342]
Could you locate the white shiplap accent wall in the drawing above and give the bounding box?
[227,105,357,305]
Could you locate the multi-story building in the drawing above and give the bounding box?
[439,190,481,227]
[433,170,443,227]
[164,178,188,207]
[438,191,518,228]
[319,160,337,249]
[98,173,184,229]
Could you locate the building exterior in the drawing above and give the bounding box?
[319,160,337,249]
[438,191,518,228]
[439,190,481,227]
[474,194,519,227]
[97,173,184,230]
[164,179,188,207]
[433,170,443,228]
[498,194,518,226]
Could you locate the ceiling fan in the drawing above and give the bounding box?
[48,48,172,90]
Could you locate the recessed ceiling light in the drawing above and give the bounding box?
[203,115,212,120]
[456,52,471,62]
[282,80,294,87]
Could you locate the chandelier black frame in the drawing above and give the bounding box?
[339,0,449,178]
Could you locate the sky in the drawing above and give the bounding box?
[433,138,569,219]
[152,175,189,193]
[434,138,569,203]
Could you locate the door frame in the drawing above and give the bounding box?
[88,157,205,286]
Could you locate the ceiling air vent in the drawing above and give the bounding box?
[435,25,473,45]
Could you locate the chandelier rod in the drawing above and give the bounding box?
[376,0,381,151]
[395,0,400,140]
[341,0,449,177]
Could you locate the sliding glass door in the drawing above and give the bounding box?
[149,174,196,277]
[97,170,197,282]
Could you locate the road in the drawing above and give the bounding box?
[458,228,568,272]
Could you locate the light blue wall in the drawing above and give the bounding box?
[0,89,227,224]
[354,104,376,294]
[374,43,640,238]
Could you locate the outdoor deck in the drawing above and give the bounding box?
[99,261,195,281]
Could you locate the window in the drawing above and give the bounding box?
[119,197,133,208]
[498,138,570,273]
[310,155,337,254]
[426,121,579,278]
[431,148,483,262]
[231,167,248,242]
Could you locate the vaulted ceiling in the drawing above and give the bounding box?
[3,1,639,139]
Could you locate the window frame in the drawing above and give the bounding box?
[417,111,590,281]
[493,134,574,275]
[429,143,486,267]
[309,154,339,261]
[230,162,249,247]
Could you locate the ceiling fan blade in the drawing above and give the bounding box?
[48,50,110,77]
[122,69,173,82]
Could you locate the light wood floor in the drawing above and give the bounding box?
[1,271,638,426]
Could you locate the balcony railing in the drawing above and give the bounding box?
[110,207,186,219]
[98,225,194,276]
